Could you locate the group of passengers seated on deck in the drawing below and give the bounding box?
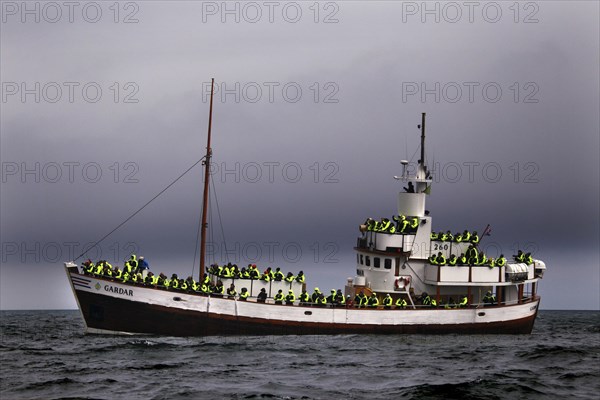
[364,215,419,234]
[207,263,305,284]
[428,247,508,268]
[430,230,481,244]
[419,292,470,308]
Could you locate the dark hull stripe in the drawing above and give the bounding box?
[75,290,538,336]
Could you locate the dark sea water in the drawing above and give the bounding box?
[1,310,598,400]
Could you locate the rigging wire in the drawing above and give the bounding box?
[211,174,228,265]
[191,169,204,278]
[74,156,206,262]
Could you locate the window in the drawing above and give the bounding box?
[384,259,392,269]
[374,257,381,268]
[356,254,359,264]
[366,256,371,267]
[360,255,364,265]
[356,269,364,276]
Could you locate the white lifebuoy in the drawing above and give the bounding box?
[394,278,404,290]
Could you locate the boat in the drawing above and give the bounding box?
[64,80,546,335]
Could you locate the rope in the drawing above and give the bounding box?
[211,175,229,265]
[74,156,206,262]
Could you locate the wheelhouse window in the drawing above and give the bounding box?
[366,256,371,267]
[360,255,364,265]
[356,254,359,264]
[374,257,381,268]
[384,259,392,269]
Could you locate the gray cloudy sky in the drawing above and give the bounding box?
[1,1,598,310]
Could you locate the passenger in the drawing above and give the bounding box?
[383,294,393,309]
[448,254,457,266]
[430,231,439,240]
[525,253,534,265]
[200,280,210,294]
[170,274,179,289]
[274,290,285,305]
[359,292,369,308]
[227,284,237,299]
[410,217,419,230]
[295,271,305,283]
[368,293,379,308]
[428,253,438,265]
[138,256,149,278]
[326,289,337,304]
[335,290,345,305]
[421,292,431,306]
[274,268,285,281]
[213,280,224,296]
[471,231,480,244]
[395,297,407,308]
[285,272,295,282]
[458,253,467,265]
[186,276,197,291]
[257,288,267,303]
[157,273,167,287]
[477,252,487,266]
[113,266,123,280]
[462,230,471,242]
[354,291,365,308]
[380,218,392,232]
[94,261,104,275]
[299,290,310,306]
[436,252,446,266]
[240,267,250,279]
[249,265,260,279]
[179,279,188,291]
[285,290,296,305]
[126,255,138,272]
[458,295,468,307]
[260,269,271,282]
[444,298,455,309]
[483,291,496,306]
[467,245,479,265]
[82,259,94,275]
[514,250,525,263]
[454,232,463,242]
[311,288,321,303]
[103,263,113,277]
[239,288,249,301]
[497,254,507,267]
[404,181,415,193]
[144,272,154,286]
[317,293,327,307]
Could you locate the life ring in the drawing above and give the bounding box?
[395,276,411,290]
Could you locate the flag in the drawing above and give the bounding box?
[482,224,492,236]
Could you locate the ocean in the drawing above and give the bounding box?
[0,310,598,400]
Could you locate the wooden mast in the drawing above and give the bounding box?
[199,78,214,281]
[420,112,426,167]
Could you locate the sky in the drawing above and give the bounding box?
[1,1,598,310]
